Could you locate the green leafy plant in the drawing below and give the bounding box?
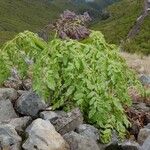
[33,31,143,143]
[0,31,47,84]
[0,30,143,143]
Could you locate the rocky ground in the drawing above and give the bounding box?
[0,53,150,150]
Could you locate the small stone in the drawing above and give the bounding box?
[45,106,53,111]
[130,122,140,138]
[40,111,59,122]
[138,128,150,145]
[64,131,100,150]
[120,141,141,150]
[145,123,150,129]
[0,99,18,122]
[0,88,17,101]
[4,77,22,90]
[134,102,150,112]
[53,108,83,135]
[23,78,32,90]
[0,124,22,150]
[104,140,141,150]
[16,91,47,118]
[8,116,32,134]
[55,110,68,117]
[145,113,150,124]
[17,90,28,96]
[141,136,150,150]
[139,75,150,86]
[22,118,69,150]
[76,124,99,141]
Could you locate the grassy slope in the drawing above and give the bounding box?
[0,0,81,46]
[91,0,150,55]
[1,0,149,55]
[0,0,119,46]
[124,14,150,55]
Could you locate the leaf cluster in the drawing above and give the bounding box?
[0,31,47,84]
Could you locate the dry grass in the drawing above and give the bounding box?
[120,52,150,75]
[120,52,150,102]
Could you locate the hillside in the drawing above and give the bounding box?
[0,0,74,46]
[0,0,117,46]
[1,0,149,55]
[91,0,150,55]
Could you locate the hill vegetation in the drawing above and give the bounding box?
[0,0,149,54]
[91,0,150,55]
[0,0,118,46]
[0,0,73,46]
[124,14,150,55]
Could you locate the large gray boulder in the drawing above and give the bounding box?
[138,128,150,145]
[16,92,47,118]
[0,124,22,150]
[0,88,17,101]
[22,118,69,150]
[76,124,99,141]
[0,99,18,122]
[63,131,100,150]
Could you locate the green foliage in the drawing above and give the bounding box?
[0,0,78,46]
[33,31,143,143]
[122,14,150,55]
[91,0,143,43]
[0,31,47,84]
[0,49,10,85]
[0,0,117,46]
[91,0,150,55]
[0,30,143,143]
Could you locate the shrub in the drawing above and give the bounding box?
[33,31,143,143]
[0,30,143,143]
[0,31,47,84]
